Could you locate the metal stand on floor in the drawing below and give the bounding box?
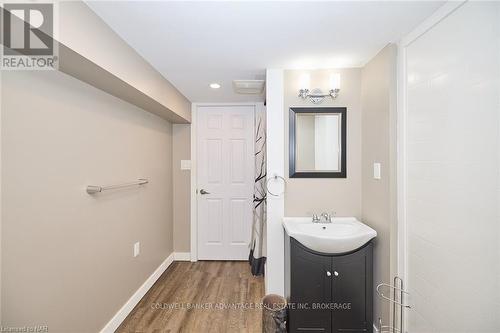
[376,276,411,333]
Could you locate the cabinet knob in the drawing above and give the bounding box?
[326,271,332,277]
[334,271,339,277]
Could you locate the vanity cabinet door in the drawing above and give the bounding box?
[331,243,373,333]
[289,238,332,333]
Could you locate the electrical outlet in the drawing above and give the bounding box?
[373,163,381,180]
[133,242,140,257]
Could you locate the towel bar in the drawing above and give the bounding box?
[86,178,148,194]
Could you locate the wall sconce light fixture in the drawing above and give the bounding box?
[298,73,341,104]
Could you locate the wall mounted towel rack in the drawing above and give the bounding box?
[86,178,148,194]
[264,174,286,197]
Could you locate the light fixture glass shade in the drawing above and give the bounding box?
[330,73,341,90]
[299,73,311,90]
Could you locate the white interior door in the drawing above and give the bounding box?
[197,105,255,260]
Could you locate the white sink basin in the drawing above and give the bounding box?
[282,217,377,254]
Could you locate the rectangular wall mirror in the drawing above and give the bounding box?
[289,107,346,178]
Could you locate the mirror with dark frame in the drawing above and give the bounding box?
[289,107,347,178]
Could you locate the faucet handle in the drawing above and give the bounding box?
[311,213,320,222]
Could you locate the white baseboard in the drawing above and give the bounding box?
[100,253,175,333]
[174,252,191,261]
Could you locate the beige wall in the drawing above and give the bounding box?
[360,44,397,326]
[1,70,174,332]
[284,68,362,217]
[172,124,191,253]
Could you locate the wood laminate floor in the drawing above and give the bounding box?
[116,261,265,333]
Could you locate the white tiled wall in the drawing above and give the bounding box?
[405,2,500,332]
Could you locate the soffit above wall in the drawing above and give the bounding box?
[1,2,191,123]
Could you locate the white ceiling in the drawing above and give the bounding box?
[87,1,443,103]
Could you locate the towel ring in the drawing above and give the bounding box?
[265,175,286,197]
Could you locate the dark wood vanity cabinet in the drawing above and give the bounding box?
[285,236,373,333]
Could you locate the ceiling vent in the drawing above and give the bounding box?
[233,80,265,95]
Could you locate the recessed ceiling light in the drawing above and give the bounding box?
[209,83,221,89]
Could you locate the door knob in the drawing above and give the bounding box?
[199,189,210,195]
[326,271,332,277]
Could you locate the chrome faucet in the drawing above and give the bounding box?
[312,212,335,223]
[320,212,333,223]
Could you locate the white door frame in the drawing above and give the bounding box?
[396,1,466,328]
[190,102,264,262]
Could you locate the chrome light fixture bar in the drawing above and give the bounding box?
[298,88,340,104]
[298,73,341,104]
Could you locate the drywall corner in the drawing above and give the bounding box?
[360,43,398,327]
[173,124,192,253]
[265,69,285,296]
